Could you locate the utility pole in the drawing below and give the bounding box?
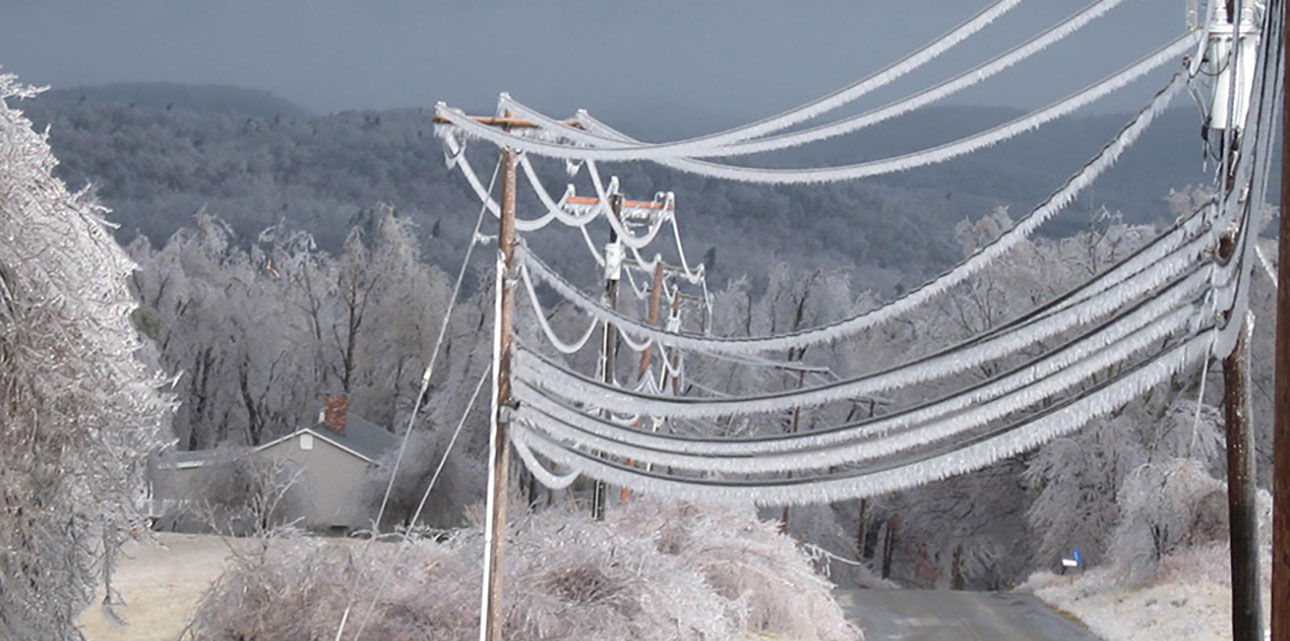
[1220,230,1261,641]
[1202,4,1269,636]
[780,369,808,533]
[434,111,565,641]
[430,112,675,638]
[479,144,517,641]
[592,193,623,521]
[1226,314,1261,641]
[637,261,667,380]
[622,261,667,503]
[1273,0,1290,637]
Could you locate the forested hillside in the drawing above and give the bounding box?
[23,83,1209,290]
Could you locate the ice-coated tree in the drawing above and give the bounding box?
[130,212,318,448]
[0,75,169,640]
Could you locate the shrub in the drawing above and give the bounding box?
[186,500,861,641]
[1106,459,1228,586]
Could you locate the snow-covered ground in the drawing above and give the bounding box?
[1024,543,1271,641]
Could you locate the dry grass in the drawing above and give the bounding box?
[76,533,370,641]
[1024,543,1271,641]
[77,533,241,641]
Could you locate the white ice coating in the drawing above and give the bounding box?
[439,0,1025,163]
[509,432,580,489]
[510,329,1211,505]
[519,263,600,354]
[514,303,1198,474]
[584,161,706,282]
[604,36,1193,184]
[519,224,1214,419]
[434,35,1195,185]
[497,0,1128,158]
[702,349,836,376]
[1214,10,1282,358]
[444,132,671,248]
[517,76,1189,355]
[515,268,1205,423]
[622,267,651,301]
[579,224,605,266]
[518,155,599,228]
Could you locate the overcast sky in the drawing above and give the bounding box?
[0,1,1190,127]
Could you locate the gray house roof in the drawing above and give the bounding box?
[318,414,397,462]
[160,413,398,468]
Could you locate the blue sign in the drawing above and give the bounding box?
[1073,547,1082,565]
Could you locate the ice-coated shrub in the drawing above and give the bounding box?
[185,500,861,641]
[1107,458,1227,585]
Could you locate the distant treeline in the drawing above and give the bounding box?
[22,83,1209,292]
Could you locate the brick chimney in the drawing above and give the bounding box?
[323,394,348,435]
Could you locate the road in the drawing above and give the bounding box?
[836,589,1105,641]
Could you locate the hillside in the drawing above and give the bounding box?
[20,82,1210,289]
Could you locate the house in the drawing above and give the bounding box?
[150,394,397,530]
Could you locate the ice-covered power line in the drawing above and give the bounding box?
[443,128,710,287]
[498,0,1129,159]
[435,33,1198,184]
[516,302,1200,475]
[513,292,1203,459]
[511,328,1214,506]
[443,0,1028,164]
[434,0,1275,516]
[515,74,1192,356]
[514,259,1212,420]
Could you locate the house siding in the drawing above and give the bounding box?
[260,433,371,528]
[152,432,374,530]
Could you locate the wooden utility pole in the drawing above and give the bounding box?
[622,261,667,503]
[480,144,518,641]
[1274,0,1290,636]
[637,261,667,379]
[1218,224,1262,641]
[592,193,624,521]
[780,369,807,533]
[1226,313,1261,641]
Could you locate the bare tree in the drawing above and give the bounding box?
[185,444,312,536]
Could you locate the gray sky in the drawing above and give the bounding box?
[0,1,1189,127]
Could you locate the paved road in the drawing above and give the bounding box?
[836,589,1105,641]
